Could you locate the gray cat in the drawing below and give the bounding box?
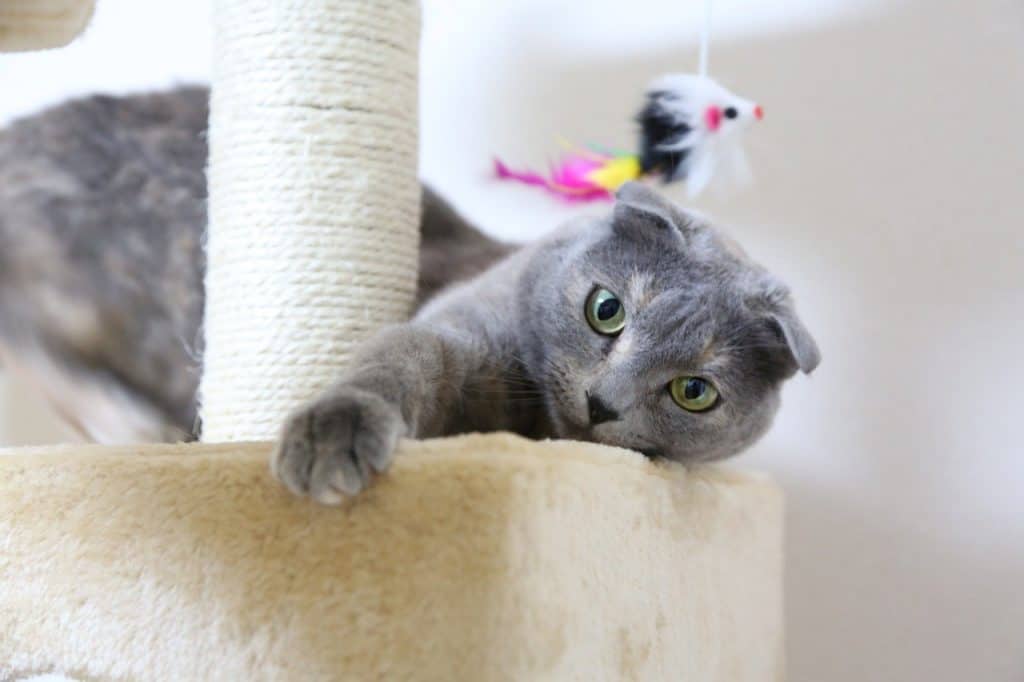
[0,88,819,503]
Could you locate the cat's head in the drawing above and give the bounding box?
[519,182,820,462]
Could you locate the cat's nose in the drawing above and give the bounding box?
[587,392,620,425]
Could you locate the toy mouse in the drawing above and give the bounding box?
[495,74,762,200]
[637,74,762,197]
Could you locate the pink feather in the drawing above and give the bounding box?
[494,156,613,202]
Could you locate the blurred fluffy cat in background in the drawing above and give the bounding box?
[0,87,508,443]
[0,87,818,501]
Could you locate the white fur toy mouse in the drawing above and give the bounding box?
[495,74,763,200]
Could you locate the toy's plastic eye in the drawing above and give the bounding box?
[724,107,738,119]
[669,377,720,412]
[585,287,626,336]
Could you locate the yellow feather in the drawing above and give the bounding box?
[586,156,642,190]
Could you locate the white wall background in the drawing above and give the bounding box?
[2,1,1022,680]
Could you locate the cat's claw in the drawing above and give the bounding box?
[272,387,405,505]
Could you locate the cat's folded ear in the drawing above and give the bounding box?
[613,181,696,242]
[769,304,821,375]
[749,276,821,376]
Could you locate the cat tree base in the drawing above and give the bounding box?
[0,433,783,681]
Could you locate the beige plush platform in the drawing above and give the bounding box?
[0,433,783,681]
[0,0,94,51]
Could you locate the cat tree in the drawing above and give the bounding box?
[0,2,785,680]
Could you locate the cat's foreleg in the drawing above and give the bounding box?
[271,323,481,504]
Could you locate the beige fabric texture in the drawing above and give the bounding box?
[200,0,422,441]
[0,433,783,681]
[0,0,94,52]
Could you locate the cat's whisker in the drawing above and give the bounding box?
[715,340,788,355]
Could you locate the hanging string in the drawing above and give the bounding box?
[698,0,713,77]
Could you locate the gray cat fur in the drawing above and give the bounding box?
[274,184,820,503]
[0,89,818,503]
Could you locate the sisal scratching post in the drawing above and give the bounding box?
[200,0,421,441]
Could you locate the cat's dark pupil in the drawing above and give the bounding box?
[684,378,706,400]
[597,298,620,321]
[724,107,738,119]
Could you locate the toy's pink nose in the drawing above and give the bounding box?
[754,104,764,120]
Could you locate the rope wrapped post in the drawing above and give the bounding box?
[201,0,421,442]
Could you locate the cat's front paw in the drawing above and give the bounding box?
[272,387,405,505]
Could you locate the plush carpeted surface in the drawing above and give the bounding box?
[0,0,95,52]
[0,433,783,681]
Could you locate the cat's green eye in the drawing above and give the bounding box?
[585,287,626,335]
[670,376,720,412]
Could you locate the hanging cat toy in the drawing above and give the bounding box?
[495,0,761,200]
